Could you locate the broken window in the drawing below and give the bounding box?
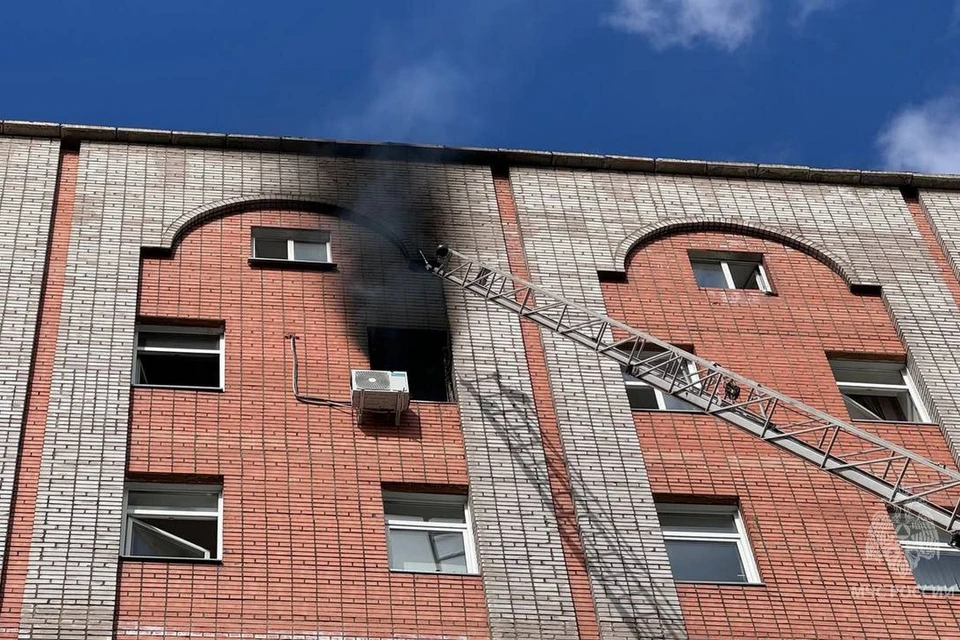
[134,324,224,390]
[368,327,452,402]
[122,482,222,560]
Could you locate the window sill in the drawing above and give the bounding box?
[675,580,766,587]
[698,287,777,296]
[132,384,224,393]
[121,555,222,565]
[248,257,337,272]
[389,569,481,577]
[630,408,702,414]
[918,586,960,594]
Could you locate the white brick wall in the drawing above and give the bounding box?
[0,136,59,578]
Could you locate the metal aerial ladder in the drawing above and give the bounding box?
[423,245,960,541]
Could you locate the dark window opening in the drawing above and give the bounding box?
[136,352,221,388]
[134,326,223,390]
[129,518,219,559]
[368,328,452,402]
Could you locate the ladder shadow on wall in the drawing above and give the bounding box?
[460,371,685,640]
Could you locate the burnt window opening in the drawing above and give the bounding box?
[368,328,453,402]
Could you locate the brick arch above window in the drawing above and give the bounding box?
[611,217,875,292]
[150,194,418,260]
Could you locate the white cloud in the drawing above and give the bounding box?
[605,0,763,51]
[792,0,840,24]
[878,97,960,174]
[329,57,478,144]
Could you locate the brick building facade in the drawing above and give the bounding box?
[0,121,960,638]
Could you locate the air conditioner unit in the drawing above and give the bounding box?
[351,370,411,425]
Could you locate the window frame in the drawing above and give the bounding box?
[657,502,762,585]
[891,511,960,592]
[689,252,772,293]
[619,346,702,412]
[829,359,931,424]
[253,237,332,264]
[382,491,478,575]
[132,324,225,391]
[121,482,224,562]
[250,227,334,267]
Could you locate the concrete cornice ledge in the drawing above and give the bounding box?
[3,119,960,190]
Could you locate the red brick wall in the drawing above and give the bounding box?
[601,231,960,640]
[0,151,77,639]
[119,209,488,638]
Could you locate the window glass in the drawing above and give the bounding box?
[383,499,466,524]
[726,262,763,290]
[664,539,748,582]
[908,552,960,591]
[657,504,760,584]
[659,511,739,534]
[691,260,728,288]
[841,393,908,422]
[137,331,220,351]
[129,520,209,559]
[127,490,219,511]
[123,484,222,560]
[387,529,468,574]
[383,491,476,575]
[620,347,700,412]
[253,238,289,260]
[660,393,699,412]
[828,358,926,423]
[830,362,905,386]
[292,241,329,263]
[625,385,660,410]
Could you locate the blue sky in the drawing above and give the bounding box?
[2,1,960,172]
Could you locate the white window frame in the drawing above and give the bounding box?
[252,237,332,264]
[383,491,478,575]
[692,258,772,292]
[658,503,762,584]
[621,348,701,412]
[133,324,225,391]
[624,361,701,411]
[121,482,223,561]
[891,511,960,591]
[830,360,930,424]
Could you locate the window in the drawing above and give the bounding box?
[657,503,761,584]
[383,491,477,575]
[368,328,452,402]
[251,227,332,264]
[122,482,222,560]
[689,251,772,292]
[133,324,224,390]
[891,511,960,592]
[828,358,929,423]
[619,345,700,412]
